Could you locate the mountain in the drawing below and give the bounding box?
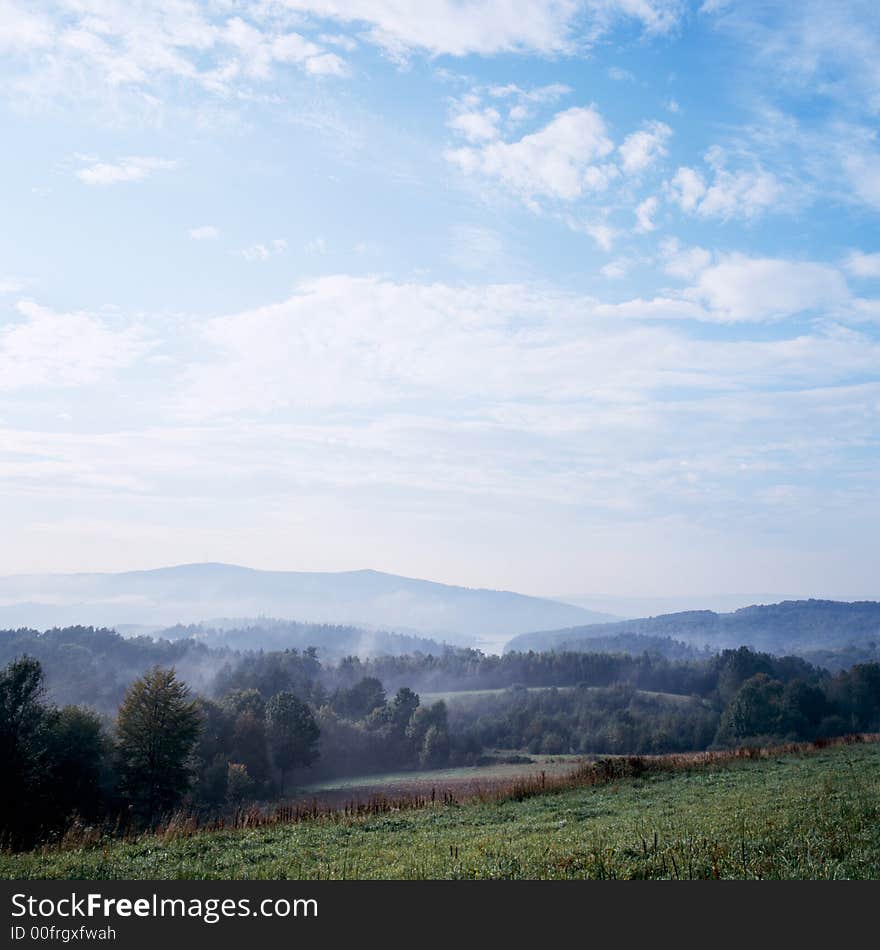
[505,599,880,656]
[0,563,616,651]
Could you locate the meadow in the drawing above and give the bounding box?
[3,738,878,880]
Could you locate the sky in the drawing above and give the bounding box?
[1,0,879,602]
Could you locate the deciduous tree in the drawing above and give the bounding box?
[116,666,201,823]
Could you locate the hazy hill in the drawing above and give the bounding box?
[0,563,615,651]
[156,618,448,659]
[505,599,880,656]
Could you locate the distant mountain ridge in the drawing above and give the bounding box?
[0,563,616,650]
[505,599,880,656]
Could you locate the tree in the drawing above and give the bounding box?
[43,705,108,826]
[225,763,256,808]
[265,691,320,792]
[419,724,450,768]
[222,688,266,720]
[331,677,387,720]
[406,700,450,768]
[230,711,271,785]
[780,680,829,738]
[0,657,50,846]
[715,674,784,744]
[0,658,111,847]
[116,666,201,823]
[191,697,233,809]
[715,648,775,705]
[829,663,880,731]
[389,687,420,735]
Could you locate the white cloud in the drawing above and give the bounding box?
[168,276,879,459]
[668,151,784,220]
[446,105,616,204]
[75,156,177,186]
[597,252,860,324]
[448,107,501,143]
[699,168,783,219]
[707,1,880,116]
[189,225,220,241]
[281,0,581,58]
[619,121,671,175]
[239,239,288,262]
[659,238,712,280]
[581,1,686,43]
[0,300,148,389]
[487,82,572,104]
[583,221,617,250]
[688,255,850,322]
[304,51,349,76]
[592,295,706,321]
[667,166,705,212]
[279,1,684,59]
[204,17,351,84]
[844,251,880,278]
[0,0,53,52]
[1,1,350,114]
[600,258,629,279]
[450,83,573,141]
[3,272,878,594]
[634,195,659,232]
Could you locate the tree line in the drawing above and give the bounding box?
[0,656,449,850]
[2,630,879,851]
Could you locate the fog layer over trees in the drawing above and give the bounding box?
[2,622,879,850]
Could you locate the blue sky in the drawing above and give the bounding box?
[1,1,879,603]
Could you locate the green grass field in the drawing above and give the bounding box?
[3,741,879,880]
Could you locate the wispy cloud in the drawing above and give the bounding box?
[634,196,659,232]
[279,1,685,60]
[619,121,671,175]
[667,148,786,220]
[239,239,288,262]
[0,300,149,389]
[0,0,351,116]
[189,225,220,241]
[75,156,177,186]
[844,250,880,279]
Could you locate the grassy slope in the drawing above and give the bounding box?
[3,742,879,880]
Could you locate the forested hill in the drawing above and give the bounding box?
[157,619,447,658]
[505,599,880,656]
